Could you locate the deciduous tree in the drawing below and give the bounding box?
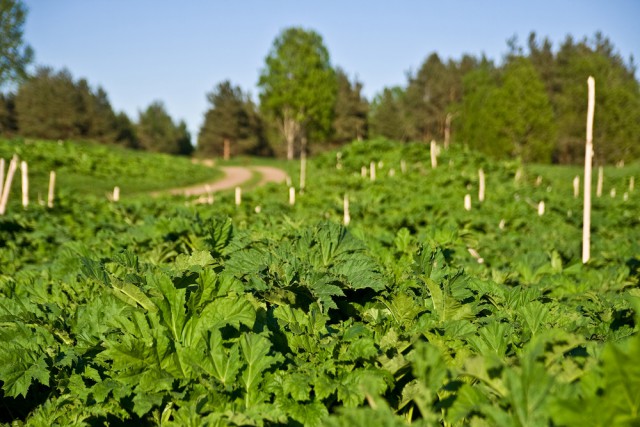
[258,27,337,159]
[0,0,33,90]
[459,58,556,162]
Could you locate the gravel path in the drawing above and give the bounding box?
[161,165,288,197]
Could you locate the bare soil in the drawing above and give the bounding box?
[159,165,289,196]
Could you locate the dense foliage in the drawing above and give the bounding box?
[1,139,639,425]
[13,67,129,145]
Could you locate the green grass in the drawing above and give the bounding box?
[0,138,223,200]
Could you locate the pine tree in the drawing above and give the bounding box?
[332,68,368,145]
[198,81,252,159]
[369,87,409,141]
[137,101,192,155]
[404,53,451,142]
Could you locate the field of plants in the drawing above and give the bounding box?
[0,139,223,199]
[1,139,639,426]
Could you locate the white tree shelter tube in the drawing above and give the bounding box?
[583,76,595,264]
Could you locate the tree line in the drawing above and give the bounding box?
[0,67,194,155]
[1,0,639,164]
[371,33,640,164]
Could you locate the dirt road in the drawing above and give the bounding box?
[162,165,289,196]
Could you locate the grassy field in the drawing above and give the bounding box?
[0,138,224,200]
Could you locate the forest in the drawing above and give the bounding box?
[1,1,639,164]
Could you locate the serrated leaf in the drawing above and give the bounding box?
[598,333,640,421]
[284,399,328,427]
[205,329,242,386]
[111,279,157,312]
[394,228,413,253]
[387,292,423,327]
[80,257,110,285]
[518,301,549,336]
[313,373,337,400]
[174,250,214,271]
[207,217,233,257]
[446,382,491,424]
[148,272,187,341]
[283,372,312,401]
[468,321,510,357]
[184,295,255,345]
[132,391,164,417]
[0,354,50,397]
[305,274,344,311]
[333,255,387,291]
[240,333,282,406]
[67,373,90,401]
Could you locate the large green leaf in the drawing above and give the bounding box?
[240,332,283,407]
[147,272,187,342]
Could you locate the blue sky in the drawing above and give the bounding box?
[22,0,640,139]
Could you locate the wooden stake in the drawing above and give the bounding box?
[538,201,545,216]
[573,176,580,198]
[48,171,56,208]
[113,186,120,202]
[583,76,595,264]
[444,113,452,149]
[369,161,376,181]
[478,168,485,202]
[596,166,603,197]
[235,187,241,206]
[361,166,367,177]
[343,194,350,225]
[20,161,28,208]
[300,150,307,192]
[430,140,437,168]
[0,156,18,215]
[289,186,295,205]
[400,159,406,174]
